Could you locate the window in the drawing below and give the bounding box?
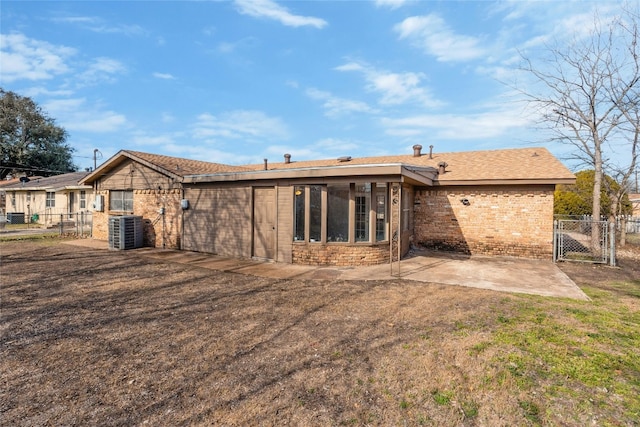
[402,187,411,231]
[26,192,32,203]
[375,183,387,241]
[309,185,322,242]
[294,186,305,241]
[327,184,349,242]
[46,192,55,208]
[11,192,16,207]
[110,190,133,211]
[355,183,371,242]
[80,190,86,209]
[293,182,391,244]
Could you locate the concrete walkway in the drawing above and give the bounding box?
[63,239,589,300]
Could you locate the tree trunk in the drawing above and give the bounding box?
[592,144,603,253]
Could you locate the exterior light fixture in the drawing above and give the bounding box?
[460,198,470,206]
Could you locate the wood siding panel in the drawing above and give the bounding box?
[97,160,177,191]
[277,185,293,263]
[182,185,252,258]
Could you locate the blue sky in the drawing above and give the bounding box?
[0,0,628,171]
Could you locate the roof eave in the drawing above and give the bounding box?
[431,178,576,186]
[51,185,93,192]
[183,163,437,185]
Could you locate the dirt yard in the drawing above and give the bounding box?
[1,240,639,426]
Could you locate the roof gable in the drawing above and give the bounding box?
[81,150,252,185]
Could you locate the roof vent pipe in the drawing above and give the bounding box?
[429,145,434,159]
[412,144,422,157]
[438,161,448,175]
[284,153,291,164]
[264,158,268,170]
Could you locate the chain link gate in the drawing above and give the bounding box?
[553,219,615,265]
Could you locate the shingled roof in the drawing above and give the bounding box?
[81,150,252,184]
[82,146,575,186]
[1,172,91,191]
[238,147,575,185]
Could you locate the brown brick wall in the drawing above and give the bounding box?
[292,243,390,266]
[413,185,555,259]
[133,189,182,249]
[92,189,182,249]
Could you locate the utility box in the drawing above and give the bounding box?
[7,212,25,224]
[108,215,143,250]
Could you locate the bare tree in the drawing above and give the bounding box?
[518,6,640,249]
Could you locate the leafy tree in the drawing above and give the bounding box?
[518,6,640,246]
[0,89,76,179]
[555,170,632,216]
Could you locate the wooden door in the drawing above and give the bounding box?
[253,187,276,259]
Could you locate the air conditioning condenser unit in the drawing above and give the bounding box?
[108,215,143,250]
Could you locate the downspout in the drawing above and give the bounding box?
[275,186,279,262]
[180,186,185,251]
[162,202,166,249]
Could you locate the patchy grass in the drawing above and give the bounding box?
[1,241,639,426]
[488,281,640,424]
[0,233,67,243]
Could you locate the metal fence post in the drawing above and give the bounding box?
[59,214,64,235]
[609,221,616,267]
[552,220,558,263]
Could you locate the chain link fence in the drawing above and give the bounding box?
[0,211,93,237]
[553,219,614,265]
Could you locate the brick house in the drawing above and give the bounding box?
[81,146,575,265]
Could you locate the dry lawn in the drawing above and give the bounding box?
[1,240,639,426]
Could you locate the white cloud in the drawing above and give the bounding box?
[216,36,259,54]
[335,61,442,107]
[263,139,360,161]
[161,112,176,123]
[44,98,127,133]
[394,14,486,62]
[305,87,376,118]
[21,86,75,98]
[153,72,175,80]
[375,0,407,10]
[163,144,257,165]
[381,107,531,140]
[75,57,126,86]
[131,133,176,146]
[0,33,75,83]
[234,0,328,29]
[51,15,148,37]
[313,138,360,153]
[192,110,290,141]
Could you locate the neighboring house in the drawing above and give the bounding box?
[82,146,575,265]
[0,177,21,215]
[629,193,640,217]
[2,172,92,225]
